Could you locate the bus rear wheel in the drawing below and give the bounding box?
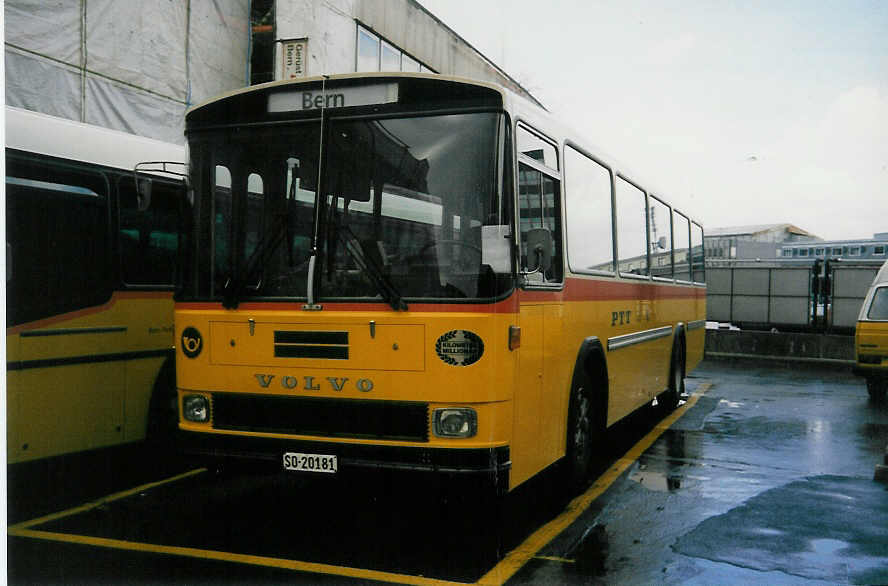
[659,340,685,413]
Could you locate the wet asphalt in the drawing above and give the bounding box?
[513,360,888,585]
[8,358,888,584]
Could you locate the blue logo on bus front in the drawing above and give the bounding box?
[435,330,484,367]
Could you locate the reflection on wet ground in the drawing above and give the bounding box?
[568,361,888,585]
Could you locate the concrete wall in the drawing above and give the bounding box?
[705,330,854,364]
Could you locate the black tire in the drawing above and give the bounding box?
[146,358,178,449]
[866,378,887,402]
[565,376,605,491]
[660,339,686,412]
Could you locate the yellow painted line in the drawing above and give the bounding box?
[7,528,469,586]
[477,382,712,586]
[9,468,208,532]
[533,555,575,564]
[7,466,465,585]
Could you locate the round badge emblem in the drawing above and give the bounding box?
[181,326,203,359]
[435,330,484,367]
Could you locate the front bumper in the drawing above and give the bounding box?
[178,430,511,477]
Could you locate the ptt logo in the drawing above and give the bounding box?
[181,327,203,358]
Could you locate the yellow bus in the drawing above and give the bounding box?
[6,107,187,465]
[175,73,706,496]
[854,260,888,401]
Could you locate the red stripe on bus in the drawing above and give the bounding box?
[521,278,705,302]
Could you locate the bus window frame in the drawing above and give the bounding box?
[193,105,516,304]
[672,208,693,284]
[648,193,674,284]
[615,172,652,282]
[691,220,706,285]
[562,139,617,277]
[6,151,116,326]
[514,119,564,290]
[115,173,185,291]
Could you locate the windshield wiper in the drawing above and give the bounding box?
[338,226,407,311]
[222,208,290,309]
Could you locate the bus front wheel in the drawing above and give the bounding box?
[566,379,604,490]
[867,378,887,402]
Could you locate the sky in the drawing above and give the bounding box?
[420,0,888,241]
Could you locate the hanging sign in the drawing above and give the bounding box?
[281,38,308,79]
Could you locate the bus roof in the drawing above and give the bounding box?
[186,72,703,228]
[5,106,185,171]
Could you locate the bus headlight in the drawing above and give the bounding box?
[183,395,210,422]
[433,408,477,438]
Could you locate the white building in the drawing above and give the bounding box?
[5,0,541,144]
[705,223,820,261]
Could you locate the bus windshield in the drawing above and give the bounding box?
[191,111,511,306]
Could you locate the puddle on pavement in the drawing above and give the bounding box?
[629,467,686,492]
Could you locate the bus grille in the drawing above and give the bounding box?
[210,394,430,442]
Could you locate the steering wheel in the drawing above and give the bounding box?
[418,240,483,272]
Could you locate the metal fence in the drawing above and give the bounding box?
[707,260,882,333]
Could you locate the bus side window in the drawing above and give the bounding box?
[6,156,111,326]
[118,176,183,286]
[564,146,613,274]
[616,177,649,277]
[691,222,705,283]
[673,211,691,281]
[518,162,563,284]
[648,196,672,279]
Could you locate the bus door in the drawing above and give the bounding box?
[513,142,565,485]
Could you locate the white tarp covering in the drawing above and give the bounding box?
[86,0,189,101]
[5,0,82,64]
[85,75,187,144]
[5,49,83,121]
[4,0,249,145]
[188,1,250,106]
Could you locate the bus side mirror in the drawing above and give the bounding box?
[137,177,152,211]
[524,228,553,275]
[134,161,188,211]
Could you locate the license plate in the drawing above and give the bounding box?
[283,452,338,474]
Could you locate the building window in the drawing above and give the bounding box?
[782,249,792,257]
[832,247,843,255]
[250,0,275,85]
[815,248,824,256]
[875,246,886,255]
[356,24,433,73]
[849,246,861,256]
[799,248,808,257]
[357,26,380,72]
[381,41,401,71]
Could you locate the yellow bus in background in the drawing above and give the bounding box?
[175,73,706,496]
[855,260,888,401]
[6,107,187,465]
